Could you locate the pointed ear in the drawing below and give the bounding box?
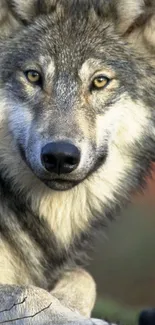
[0,0,22,37]
[0,0,60,37]
[8,0,58,22]
[115,0,155,54]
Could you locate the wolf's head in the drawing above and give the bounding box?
[0,1,155,198]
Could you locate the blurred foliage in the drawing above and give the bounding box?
[87,202,155,323]
[89,203,155,307]
[92,298,140,325]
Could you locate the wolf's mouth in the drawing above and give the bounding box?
[43,178,81,191]
[42,149,108,191]
[19,141,108,191]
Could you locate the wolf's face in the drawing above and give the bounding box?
[0,3,154,193]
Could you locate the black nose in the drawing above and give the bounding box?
[41,141,81,175]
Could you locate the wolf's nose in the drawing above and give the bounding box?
[41,141,81,174]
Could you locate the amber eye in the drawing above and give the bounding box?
[24,70,42,86]
[91,75,110,90]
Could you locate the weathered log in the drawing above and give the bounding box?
[0,285,114,325]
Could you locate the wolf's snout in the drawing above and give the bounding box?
[41,141,81,175]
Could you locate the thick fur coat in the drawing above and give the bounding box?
[0,0,155,322]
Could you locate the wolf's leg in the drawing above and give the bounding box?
[0,285,108,325]
[51,268,96,317]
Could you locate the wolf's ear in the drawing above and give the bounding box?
[0,0,59,37]
[115,0,155,54]
[6,0,60,23]
[0,0,22,37]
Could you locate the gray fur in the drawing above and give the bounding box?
[0,0,154,324]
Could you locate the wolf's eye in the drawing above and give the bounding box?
[24,70,42,86]
[91,75,110,90]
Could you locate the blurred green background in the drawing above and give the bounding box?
[88,199,155,324]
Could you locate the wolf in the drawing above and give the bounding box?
[0,1,155,324]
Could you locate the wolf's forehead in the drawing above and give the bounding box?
[35,25,126,73]
[25,15,130,76]
[38,35,111,74]
[38,36,89,74]
[35,17,110,62]
[39,53,107,81]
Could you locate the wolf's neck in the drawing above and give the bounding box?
[0,172,97,288]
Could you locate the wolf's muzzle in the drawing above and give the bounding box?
[41,141,81,175]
